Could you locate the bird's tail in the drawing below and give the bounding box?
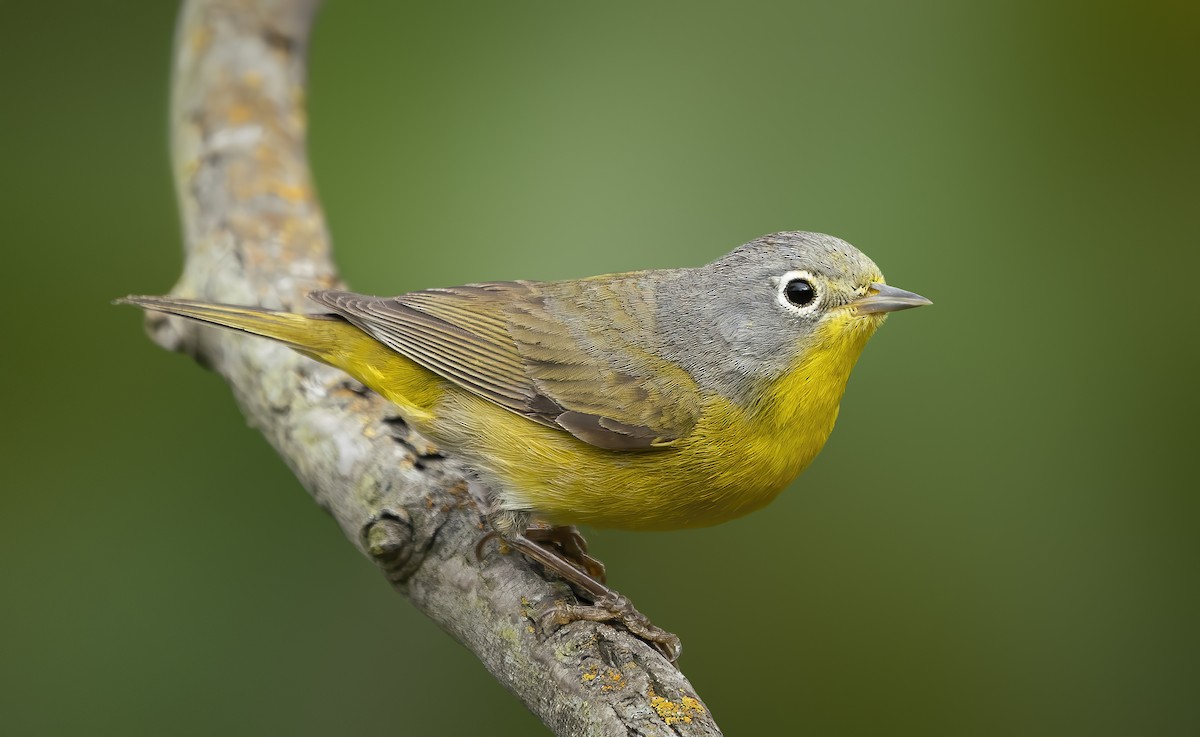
[115,295,345,361]
[117,295,441,418]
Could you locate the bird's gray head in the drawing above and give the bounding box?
[653,231,929,402]
[712,230,886,317]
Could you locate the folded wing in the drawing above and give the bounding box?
[309,278,700,450]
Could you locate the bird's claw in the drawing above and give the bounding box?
[480,525,680,660]
[537,593,682,662]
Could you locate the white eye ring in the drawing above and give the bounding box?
[776,270,822,315]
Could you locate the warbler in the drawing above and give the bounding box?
[121,230,929,656]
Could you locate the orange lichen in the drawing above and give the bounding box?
[583,666,627,692]
[601,669,625,692]
[270,182,309,203]
[647,688,705,726]
[227,104,254,124]
[190,26,212,53]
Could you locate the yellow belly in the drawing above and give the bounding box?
[432,391,836,530]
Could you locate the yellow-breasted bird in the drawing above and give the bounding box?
[120,231,930,658]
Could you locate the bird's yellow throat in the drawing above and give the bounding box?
[694,310,884,524]
[761,309,884,442]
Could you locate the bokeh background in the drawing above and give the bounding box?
[3,1,1197,734]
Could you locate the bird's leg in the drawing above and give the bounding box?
[523,523,607,584]
[475,510,680,661]
[501,533,682,662]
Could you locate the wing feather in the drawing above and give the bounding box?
[309,278,700,449]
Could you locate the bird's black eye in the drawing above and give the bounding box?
[784,278,817,307]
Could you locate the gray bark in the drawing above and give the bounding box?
[139,1,722,734]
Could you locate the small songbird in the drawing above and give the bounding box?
[120,231,930,658]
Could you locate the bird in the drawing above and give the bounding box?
[119,230,930,659]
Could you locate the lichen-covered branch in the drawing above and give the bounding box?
[142,1,721,734]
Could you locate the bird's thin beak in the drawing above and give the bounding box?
[851,283,932,314]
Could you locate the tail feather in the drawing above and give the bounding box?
[118,294,444,418]
[115,295,342,360]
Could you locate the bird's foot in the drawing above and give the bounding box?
[476,527,680,661]
[538,592,682,662]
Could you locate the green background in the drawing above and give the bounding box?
[3,1,1197,734]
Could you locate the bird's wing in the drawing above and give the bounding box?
[309,279,701,450]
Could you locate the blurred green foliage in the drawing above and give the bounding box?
[2,1,1197,734]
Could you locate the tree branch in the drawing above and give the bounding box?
[144,1,721,734]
